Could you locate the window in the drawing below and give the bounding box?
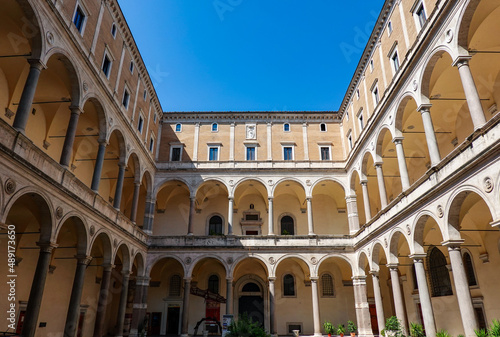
[320,146,330,160]
[175,123,182,132]
[462,252,478,287]
[320,123,327,132]
[356,89,360,100]
[153,113,157,124]
[138,115,144,133]
[122,88,130,109]
[246,146,256,161]
[169,275,181,297]
[283,123,290,132]
[415,3,427,29]
[208,275,219,294]
[283,274,295,296]
[388,21,393,35]
[391,49,400,73]
[369,59,374,72]
[358,110,364,130]
[211,123,218,132]
[143,89,147,101]
[73,5,86,34]
[111,23,117,38]
[149,137,154,152]
[208,146,219,161]
[321,273,334,297]
[372,85,380,105]
[102,53,112,78]
[347,132,353,150]
[280,215,294,235]
[170,146,182,162]
[130,61,134,74]
[428,247,453,297]
[283,146,293,161]
[208,215,223,235]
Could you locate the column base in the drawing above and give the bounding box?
[313,333,323,337]
[181,334,190,337]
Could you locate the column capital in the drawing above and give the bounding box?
[452,55,472,68]
[369,270,380,277]
[102,263,115,271]
[345,194,357,201]
[136,276,151,286]
[409,253,427,263]
[310,276,319,282]
[75,255,93,265]
[118,162,126,168]
[417,103,432,113]
[268,277,276,282]
[37,241,58,253]
[441,239,465,249]
[27,58,47,70]
[386,263,399,271]
[98,139,108,146]
[69,106,83,115]
[352,275,367,285]
[228,196,234,201]
[267,122,273,127]
[268,196,274,201]
[392,136,404,145]
[302,122,308,127]
[183,277,192,282]
[360,180,368,186]
[490,219,500,228]
[306,196,313,202]
[121,270,132,277]
[374,161,383,168]
[226,277,233,282]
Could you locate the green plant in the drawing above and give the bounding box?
[410,322,425,337]
[385,316,401,331]
[380,329,386,337]
[337,324,346,335]
[282,229,290,235]
[226,314,270,337]
[458,335,464,337]
[489,319,500,337]
[324,321,336,335]
[347,321,357,334]
[475,329,488,337]
[436,329,451,337]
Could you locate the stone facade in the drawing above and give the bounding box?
[0,1,499,337]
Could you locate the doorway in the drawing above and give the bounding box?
[238,282,264,327]
[166,306,180,335]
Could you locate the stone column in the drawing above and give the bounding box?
[226,278,233,314]
[22,242,57,337]
[346,195,360,234]
[116,271,131,337]
[130,276,149,337]
[13,59,44,134]
[130,182,141,223]
[269,277,277,337]
[306,197,315,235]
[418,104,441,167]
[410,254,436,337]
[352,276,374,337]
[392,137,410,191]
[453,56,487,130]
[187,197,195,235]
[370,270,385,333]
[60,106,83,168]
[360,181,372,222]
[228,197,234,235]
[181,278,192,337]
[93,264,114,337]
[113,163,126,209]
[268,197,274,235]
[387,264,408,334]
[91,141,107,192]
[443,240,478,337]
[64,255,92,337]
[374,164,388,209]
[310,277,322,337]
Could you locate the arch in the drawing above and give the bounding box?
[315,253,355,277]
[187,254,229,278]
[419,46,457,99]
[231,255,271,278]
[233,274,268,328]
[388,227,412,264]
[114,242,132,272]
[271,177,307,196]
[310,177,346,195]
[374,125,396,159]
[89,230,113,264]
[106,128,127,162]
[361,150,376,176]
[233,178,268,210]
[141,169,154,197]
[2,188,54,243]
[54,213,88,256]
[132,251,146,277]
[394,92,420,133]
[80,93,108,141]
[233,177,269,196]
[274,254,312,277]
[412,211,444,254]
[146,254,187,277]
[371,240,388,271]
[456,0,484,49]
[194,178,230,197]
[357,250,370,276]
[126,152,142,182]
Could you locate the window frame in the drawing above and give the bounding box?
[175,123,182,133]
[211,123,219,132]
[169,274,182,297]
[111,23,117,39]
[137,114,144,134]
[427,246,453,297]
[149,135,155,152]
[282,145,294,161]
[72,3,88,35]
[208,145,220,161]
[245,145,257,161]
[282,273,296,297]
[207,214,224,236]
[130,61,134,74]
[320,273,335,298]
[319,145,331,161]
[461,249,479,288]
[208,274,220,294]
[170,144,183,162]
[347,131,353,150]
[320,123,327,132]
[412,1,428,30]
[279,214,295,235]
[387,20,393,36]
[283,123,291,132]
[388,43,400,75]
[357,109,364,131]
[101,51,113,79]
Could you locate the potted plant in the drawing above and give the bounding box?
[436,330,450,337]
[474,329,487,337]
[324,321,335,337]
[384,316,401,337]
[337,324,346,337]
[347,321,357,337]
[489,320,500,337]
[409,322,425,337]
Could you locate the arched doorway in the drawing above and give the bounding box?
[238,281,264,327]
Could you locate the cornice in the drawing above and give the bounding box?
[162,111,340,123]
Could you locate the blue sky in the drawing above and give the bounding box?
[118,1,385,112]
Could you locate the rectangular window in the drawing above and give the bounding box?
[283,147,293,161]
[416,4,427,29]
[170,146,182,161]
[348,133,353,150]
[369,59,374,72]
[283,123,290,132]
[138,115,144,133]
[149,137,154,152]
[111,23,117,38]
[175,123,182,132]
[388,21,393,35]
[372,86,380,105]
[209,147,219,161]
[320,147,330,160]
[130,61,134,74]
[356,89,360,100]
[73,6,86,33]
[122,89,130,109]
[153,113,157,124]
[246,147,256,161]
[102,54,112,78]
[358,114,364,130]
[391,50,400,73]
[143,89,147,100]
